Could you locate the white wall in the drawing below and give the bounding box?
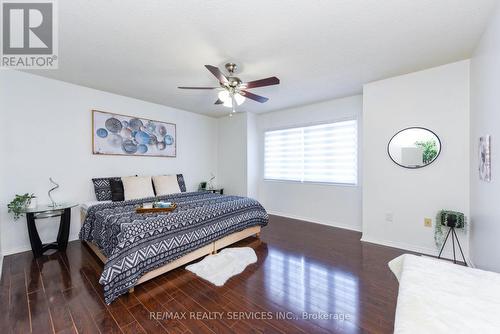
[362,60,470,259]
[0,70,218,255]
[246,112,259,199]
[470,3,500,271]
[217,113,248,196]
[217,112,261,199]
[255,96,363,231]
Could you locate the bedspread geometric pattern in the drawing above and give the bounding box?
[79,191,268,304]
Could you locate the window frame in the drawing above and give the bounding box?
[262,117,359,187]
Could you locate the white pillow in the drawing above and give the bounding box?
[121,176,155,200]
[152,175,181,196]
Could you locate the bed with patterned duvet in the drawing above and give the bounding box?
[80,191,268,304]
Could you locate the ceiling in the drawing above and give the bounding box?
[27,0,497,117]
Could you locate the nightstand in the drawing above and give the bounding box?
[204,189,224,195]
[22,203,78,258]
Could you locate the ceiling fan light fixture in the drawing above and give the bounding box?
[234,93,245,105]
[218,90,245,107]
[179,63,278,112]
[218,90,230,103]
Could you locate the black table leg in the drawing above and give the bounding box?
[437,227,452,259]
[26,212,43,258]
[56,208,71,251]
[26,208,72,258]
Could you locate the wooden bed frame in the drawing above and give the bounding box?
[81,208,261,293]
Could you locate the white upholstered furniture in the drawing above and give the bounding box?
[389,254,500,334]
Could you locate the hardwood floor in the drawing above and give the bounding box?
[0,215,408,334]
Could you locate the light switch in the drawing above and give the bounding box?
[424,218,432,227]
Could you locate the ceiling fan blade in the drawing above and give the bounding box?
[205,65,229,84]
[243,76,280,89]
[214,99,224,105]
[178,86,218,89]
[239,90,269,103]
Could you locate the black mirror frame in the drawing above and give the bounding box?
[387,126,442,169]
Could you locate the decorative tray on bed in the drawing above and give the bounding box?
[136,203,177,214]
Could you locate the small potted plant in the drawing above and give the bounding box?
[434,210,465,248]
[7,193,36,220]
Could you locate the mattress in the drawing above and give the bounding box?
[389,254,500,334]
[79,191,268,304]
[80,200,111,211]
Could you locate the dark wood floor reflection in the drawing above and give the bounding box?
[0,215,407,333]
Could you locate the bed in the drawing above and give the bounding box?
[389,254,500,334]
[80,191,268,304]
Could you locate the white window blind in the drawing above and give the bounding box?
[264,120,357,184]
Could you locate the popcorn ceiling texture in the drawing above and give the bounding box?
[26,0,496,116]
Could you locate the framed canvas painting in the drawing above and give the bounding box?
[92,110,176,157]
[479,135,491,182]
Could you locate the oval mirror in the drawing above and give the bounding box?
[388,127,441,169]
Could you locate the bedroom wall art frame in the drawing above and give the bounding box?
[92,110,176,158]
[479,135,491,182]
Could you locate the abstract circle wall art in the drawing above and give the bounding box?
[165,134,174,145]
[92,110,176,157]
[105,117,123,133]
[96,128,108,138]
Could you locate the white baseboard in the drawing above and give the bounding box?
[360,235,471,264]
[267,210,362,232]
[466,255,476,268]
[2,233,80,256]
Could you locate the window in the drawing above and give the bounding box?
[264,120,357,184]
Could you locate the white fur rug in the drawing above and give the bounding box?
[185,247,257,286]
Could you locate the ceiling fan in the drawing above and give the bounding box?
[178,63,280,113]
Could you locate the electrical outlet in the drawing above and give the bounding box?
[385,213,394,223]
[424,218,432,227]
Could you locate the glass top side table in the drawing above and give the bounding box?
[21,203,78,258]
